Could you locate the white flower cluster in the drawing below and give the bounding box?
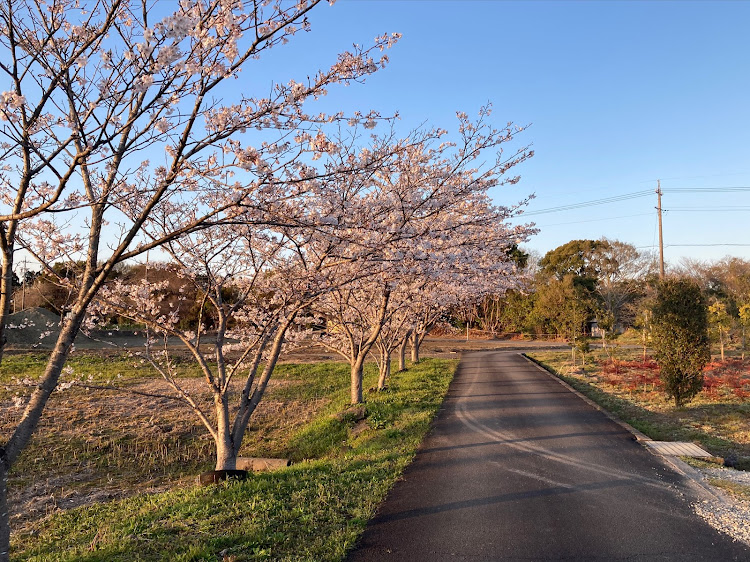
[158,13,197,42]
[0,91,26,122]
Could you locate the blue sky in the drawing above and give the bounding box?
[268,0,750,266]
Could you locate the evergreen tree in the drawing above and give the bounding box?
[651,279,710,407]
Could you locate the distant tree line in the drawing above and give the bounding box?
[461,239,654,343]
[462,238,750,361]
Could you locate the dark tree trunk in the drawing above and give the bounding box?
[398,330,411,371]
[349,288,391,405]
[410,331,420,364]
[411,330,428,364]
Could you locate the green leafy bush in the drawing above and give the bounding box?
[651,279,710,407]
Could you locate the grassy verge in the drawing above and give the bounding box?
[682,459,750,502]
[707,478,750,501]
[6,356,457,561]
[527,349,750,471]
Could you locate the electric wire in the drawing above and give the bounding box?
[634,244,750,249]
[523,186,750,216]
[668,207,750,212]
[664,243,750,248]
[521,190,653,216]
[665,187,750,193]
[532,212,653,227]
[524,184,750,256]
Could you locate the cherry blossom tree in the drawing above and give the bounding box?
[374,280,459,388]
[91,222,319,472]
[316,110,536,404]
[373,285,416,388]
[85,127,418,472]
[317,274,392,403]
[406,283,453,365]
[318,211,533,403]
[404,224,532,365]
[0,0,399,556]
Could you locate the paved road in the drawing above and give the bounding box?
[347,351,750,561]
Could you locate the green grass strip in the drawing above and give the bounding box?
[12,359,457,561]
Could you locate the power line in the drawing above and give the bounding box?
[525,183,750,256]
[666,243,750,247]
[522,186,750,217]
[522,190,652,216]
[534,212,652,227]
[637,243,750,249]
[665,187,750,193]
[668,207,750,212]
[638,172,750,184]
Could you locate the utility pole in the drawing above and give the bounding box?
[656,180,665,280]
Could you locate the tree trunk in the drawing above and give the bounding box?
[214,395,237,471]
[214,439,237,471]
[349,288,390,405]
[398,330,411,371]
[0,456,9,562]
[4,311,82,465]
[231,316,295,454]
[377,349,391,391]
[0,248,14,365]
[351,355,365,404]
[0,307,86,560]
[720,335,725,362]
[215,441,237,470]
[411,326,431,364]
[410,332,420,364]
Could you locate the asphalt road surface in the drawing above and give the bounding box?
[347,351,750,561]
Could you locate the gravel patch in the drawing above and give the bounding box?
[691,464,750,546]
[694,500,750,546]
[699,464,750,486]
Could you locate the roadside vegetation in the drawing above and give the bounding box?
[3,353,457,561]
[528,347,750,471]
[467,240,750,367]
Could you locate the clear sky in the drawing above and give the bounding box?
[268,0,750,267]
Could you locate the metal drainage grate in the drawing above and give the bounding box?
[644,441,712,458]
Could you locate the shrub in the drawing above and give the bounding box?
[651,279,710,407]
